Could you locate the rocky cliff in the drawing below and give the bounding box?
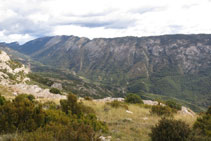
[5,34,211,110]
[0,50,66,100]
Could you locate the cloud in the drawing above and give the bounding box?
[0,0,211,43]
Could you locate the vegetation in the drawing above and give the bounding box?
[84,96,93,101]
[151,105,173,116]
[165,100,182,111]
[50,87,61,94]
[150,118,191,141]
[83,100,196,141]
[0,94,45,133]
[0,94,108,140]
[192,106,211,139]
[7,60,22,70]
[107,100,128,110]
[27,73,54,87]
[125,93,143,104]
[0,95,6,105]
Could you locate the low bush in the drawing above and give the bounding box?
[206,106,211,114]
[125,93,143,104]
[27,73,54,86]
[0,93,108,140]
[0,94,45,133]
[60,93,95,116]
[0,94,6,105]
[43,101,59,110]
[151,105,173,116]
[193,106,211,138]
[165,100,181,111]
[150,118,191,141]
[84,96,93,101]
[107,100,128,110]
[50,88,61,94]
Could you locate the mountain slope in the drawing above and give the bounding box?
[0,44,117,98]
[7,34,211,110]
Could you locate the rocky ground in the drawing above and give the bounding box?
[0,50,66,100]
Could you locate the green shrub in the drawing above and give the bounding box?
[50,88,61,94]
[60,93,95,116]
[150,118,191,141]
[193,107,211,138]
[165,100,181,111]
[84,96,93,101]
[151,105,173,116]
[0,93,108,140]
[0,95,6,105]
[206,106,211,114]
[27,73,54,86]
[125,93,143,104]
[0,94,45,133]
[43,101,59,110]
[15,94,35,102]
[21,122,100,141]
[107,100,128,110]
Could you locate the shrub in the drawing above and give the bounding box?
[27,73,54,86]
[150,118,191,141]
[27,94,35,101]
[0,95,6,105]
[0,93,108,140]
[206,106,211,114]
[43,101,59,110]
[151,105,173,116]
[165,100,181,111]
[193,106,211,138]
[84,96,93,101]
[107,100,128,110]
[50,88,61,94]
[21,122,100,141]
[125,93,143,104]
[60,93,95,116]
[0,94,45,133]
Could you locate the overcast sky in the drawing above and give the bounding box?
[0,0,211,44]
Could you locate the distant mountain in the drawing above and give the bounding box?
[0,41,19,49]
[6,34,211,111]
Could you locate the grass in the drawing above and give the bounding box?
[0,89,197,141]
[0,85,15,100]
[83,100,197,141]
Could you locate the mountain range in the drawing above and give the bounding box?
[2,34,211,111]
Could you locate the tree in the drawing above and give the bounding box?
[125,93,143,104]
[165,100,181,111]
[150,118,191,141]
[50,88,61,94]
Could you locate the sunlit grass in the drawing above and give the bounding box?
[83,100,197,141]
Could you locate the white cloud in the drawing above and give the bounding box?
[0,0,211,43]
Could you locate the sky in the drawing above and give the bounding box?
[0,0,211,44]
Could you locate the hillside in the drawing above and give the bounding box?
[0,47,116,98]
[5,34,211,111]
[0,50,210,141]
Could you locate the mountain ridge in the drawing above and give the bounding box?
[3,34,211,111]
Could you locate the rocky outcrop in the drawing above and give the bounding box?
[0,50,66,100]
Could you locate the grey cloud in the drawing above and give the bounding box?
[0,17,52,37]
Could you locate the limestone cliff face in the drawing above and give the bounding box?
[10,34,211,83]
[0,50,29,84]
[0,50,66,100]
